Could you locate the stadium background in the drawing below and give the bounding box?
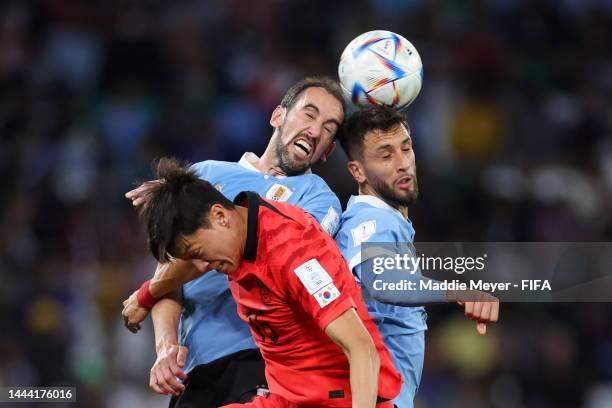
[1,0,611,407]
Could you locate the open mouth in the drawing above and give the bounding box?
[293,138,313,158]
[396,176,413,188]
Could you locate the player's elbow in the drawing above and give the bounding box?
[347,333,380,371]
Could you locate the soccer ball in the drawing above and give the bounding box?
[338,30,423,110]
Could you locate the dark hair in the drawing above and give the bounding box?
[338,107,411,160]
[280,76,346,116]
[139,157,235,262]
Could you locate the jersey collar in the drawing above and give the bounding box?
[238,152,261,173]
[348,194,407,219]
[237,152,312,178]
[233,191,260,261]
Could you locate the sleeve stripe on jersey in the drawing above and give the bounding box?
[348,245,398,270]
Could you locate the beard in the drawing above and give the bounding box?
[274,126,312,176]
[370,172,419,209]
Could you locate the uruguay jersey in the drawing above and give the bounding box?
[335,195,427,408]
[180,152,341,373]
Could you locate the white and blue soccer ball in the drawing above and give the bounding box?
[338,30,423,110]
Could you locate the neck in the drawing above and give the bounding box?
[257,137,290,177]
[236,206,250,262]
[358,185,409,220]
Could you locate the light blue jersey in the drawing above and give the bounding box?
[180,153,341,373]
[335,195,427,408]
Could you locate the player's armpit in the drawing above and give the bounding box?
[325,308,380,408]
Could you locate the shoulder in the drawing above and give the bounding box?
[342,205,403,235]
[296,172,334,192]
[190,160,238,177]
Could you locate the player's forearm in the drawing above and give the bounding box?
[324,309,380,407]
[152,290,182,352]
[149,260,202,299]
[347,338,380,408]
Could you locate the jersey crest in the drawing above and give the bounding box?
[266,183,293,202]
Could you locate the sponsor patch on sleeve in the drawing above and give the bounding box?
[350,220,377,247]
[320,206,340,235]
[294,259,333,295]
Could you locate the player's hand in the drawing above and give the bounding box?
[448,290,499,335]
[125,179,164,208]
[150,343,188,396]
[122,290,150,333]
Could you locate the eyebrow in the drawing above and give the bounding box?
[303,103,341,128]
[376,144,393,152]
[374,136,412,152]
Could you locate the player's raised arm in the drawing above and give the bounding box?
[121,259,207,332]
[122,160,218,331]
[325,308,380,408]
[357,257,499,335]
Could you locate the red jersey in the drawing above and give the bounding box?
[228,192,402,406]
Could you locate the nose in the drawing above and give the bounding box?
[397,151,411,172]
[191,259,210,274]
[307,122,323,140]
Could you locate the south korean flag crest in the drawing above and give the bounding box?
[314,283,340,308]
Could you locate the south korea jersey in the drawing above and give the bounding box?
[336,195,427,408]
[180,153,341,373]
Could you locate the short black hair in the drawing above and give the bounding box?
[338,107,411,160]
[138,157,235,262]
[280,76,346,117]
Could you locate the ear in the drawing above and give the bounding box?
[270,105,286,129]
[347,160,366,184]
[321,142,336,163]
[209,204,229,228]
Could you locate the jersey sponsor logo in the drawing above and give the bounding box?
[320,206,340,235]
[265,183,293,201]
[294,259,333,295]
[313,282,340,308]
[351,220,377,247]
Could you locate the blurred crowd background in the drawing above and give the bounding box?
[1,0,612,407]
